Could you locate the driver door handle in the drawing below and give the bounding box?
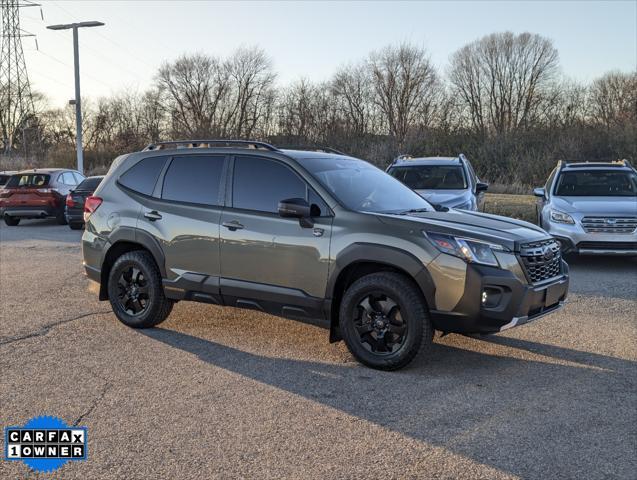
[144,210,162,221]
[222,220,244,231]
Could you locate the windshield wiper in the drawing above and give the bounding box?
[431,203,449,212]
[401,208,430,214]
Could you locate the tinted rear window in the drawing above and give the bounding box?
[6,174,51,188]
[555,170,637,197]
[161,156,225,206]
[0,175,10,186]
[118,157,168,196]
[76,177,103,192]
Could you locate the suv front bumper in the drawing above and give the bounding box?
[543,221,637,255]
[430,261,569,334]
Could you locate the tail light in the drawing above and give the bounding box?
[66,194,75,208]
[84,196,103,221]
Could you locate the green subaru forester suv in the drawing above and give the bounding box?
[82,140,569,370]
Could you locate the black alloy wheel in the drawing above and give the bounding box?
[354,293,407,354]
[116,266,150,316]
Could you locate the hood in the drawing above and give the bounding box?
[552,196,637,215]
[376,209,549,251]
[414,189,471,207]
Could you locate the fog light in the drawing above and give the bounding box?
[481,287,503,308]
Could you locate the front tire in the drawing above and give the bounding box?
[69,222,84,230]
[107,250,173,328]
[3,215,20,226]
[339,272,433,370]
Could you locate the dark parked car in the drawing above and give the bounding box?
[0,168,85,226]
[65,175,104,230]
[82,140,569,370]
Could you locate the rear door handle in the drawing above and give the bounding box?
[222,220,244,231]
[144,210,162,221]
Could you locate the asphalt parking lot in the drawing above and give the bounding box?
[1,219,635,479]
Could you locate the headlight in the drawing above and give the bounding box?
[550,209,575,224]
[424,231,505,267]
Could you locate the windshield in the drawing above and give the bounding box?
[554,170,637,197]
[388,165,467,190]
[300,156,433,213]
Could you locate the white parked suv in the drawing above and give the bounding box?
[534,160,637,255]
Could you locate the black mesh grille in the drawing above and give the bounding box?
[519,239,562,284]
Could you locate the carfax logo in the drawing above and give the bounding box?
[4,415,87,474]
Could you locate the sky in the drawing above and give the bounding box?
[16,0,637,108]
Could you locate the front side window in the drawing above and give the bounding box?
[388,165,467,190]
[118,156,168,196]
[300,156,433,214]
[554,170,637,197]
[59,172,76,185]
[161,155,225,206]
[233,157,306,213]
[72,172,85,184]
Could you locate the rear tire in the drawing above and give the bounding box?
[339,272,433,370]
[69,222,84,230]
[3,215,20,226]
[107,250,173,328]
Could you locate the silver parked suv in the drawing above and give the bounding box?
[386,154,488,211]
[83,140,568,370]
[534,160,637,255]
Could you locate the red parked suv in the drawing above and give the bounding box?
[0,168,85,226]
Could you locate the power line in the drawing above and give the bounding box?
[36,48,113,89]
[48,0,160,71]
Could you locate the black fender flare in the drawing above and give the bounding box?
[326,243,436,341]
[106,227,167,278]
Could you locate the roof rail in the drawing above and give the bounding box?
[277,145,347,156]
[616,158,634,169]
[142,140,279,152]
[392,154,413,164]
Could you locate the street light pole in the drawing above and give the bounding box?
[72,26,83,175]
[47,21,104,175]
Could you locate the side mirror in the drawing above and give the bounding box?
[476,182,489,193]
[278,198,313,228]
[533,187,546,198]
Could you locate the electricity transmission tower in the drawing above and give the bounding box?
[0,0,39,154]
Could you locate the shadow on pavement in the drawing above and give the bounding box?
[139,327,636,479]
[0,219,81,244]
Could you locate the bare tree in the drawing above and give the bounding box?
[368,44,439,147]
[332,64,375,135]
[226,46,276,138]
[156,53,232,138]
[588,71,637,128]
[449,32,560,135]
